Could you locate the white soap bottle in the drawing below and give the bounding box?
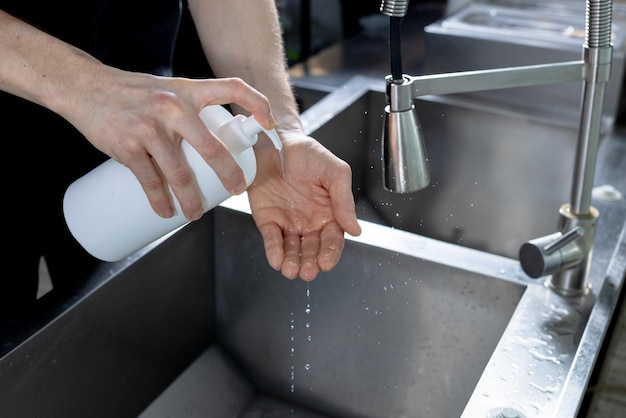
[63,105,282,262]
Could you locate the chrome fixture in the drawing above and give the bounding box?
[380,0,614,295]
[379,0,410,17]
[380,0,430,193]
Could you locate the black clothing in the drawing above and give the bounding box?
[0,0,183,315]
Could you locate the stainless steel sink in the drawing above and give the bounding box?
[211,205,526,418]
[1,76,625,418]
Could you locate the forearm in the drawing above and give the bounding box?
[188,0,303,138]
[0,10,105,118]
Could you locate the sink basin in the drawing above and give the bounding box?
[211,206,526,418]
[1,76,625,418]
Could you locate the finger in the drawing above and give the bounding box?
[175,113,247,197]
[317,222,345,273]
[299,232,321,281]
[144,136,209,221]
[127,152,176,219]
[258,222,285,272]
[327,161,362,237]
[195,78,275,129]
[281,231,302,280]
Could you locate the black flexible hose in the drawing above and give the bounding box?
[389,16,404,82]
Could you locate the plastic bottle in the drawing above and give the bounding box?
[63,105,282,262]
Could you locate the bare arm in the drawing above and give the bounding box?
[186,0,301,133]
[188,0,362,280]
[0,9,274,221]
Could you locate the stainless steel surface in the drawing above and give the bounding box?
[214,201,528,418]
[0,76,624,416]
[544,204,600,295]
[139,346,256,418]
[386,0,613,294]
[380,58,583,199]
[424,0,626,128]
[441,0,620,46]
[225,78,626,418]
[382,104,430,192]
[519,226,587,279]
[1,4,625,416]
[0,219,215,418]
[409,61,585,96]
[383,76,430,193]
[300,76,583,259]
[297,76,625,416]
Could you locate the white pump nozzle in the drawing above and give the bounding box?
[239,115,283,151]
[198,105,282,154]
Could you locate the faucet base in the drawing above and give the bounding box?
[547,203,599,296]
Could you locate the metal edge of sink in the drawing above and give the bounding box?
[292,75,626,417]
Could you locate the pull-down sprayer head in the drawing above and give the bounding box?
[380,0,430,193]
[383,75,430,193]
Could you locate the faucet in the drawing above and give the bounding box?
[379,0,613,295]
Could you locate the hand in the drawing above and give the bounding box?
[247,132,362,281]
[62,68,274,221]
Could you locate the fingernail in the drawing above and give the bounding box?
[160,207,175,218]
[232,183,247,195]
[190,207,205,221]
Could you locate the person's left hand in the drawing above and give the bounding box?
[247,131,362,281]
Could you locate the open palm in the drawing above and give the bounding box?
[247,133,361,281]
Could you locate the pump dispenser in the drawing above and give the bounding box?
[63,105,281,262]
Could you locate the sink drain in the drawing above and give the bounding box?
[487,407,527,418]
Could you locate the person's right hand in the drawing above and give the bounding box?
[61,68,275,221]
